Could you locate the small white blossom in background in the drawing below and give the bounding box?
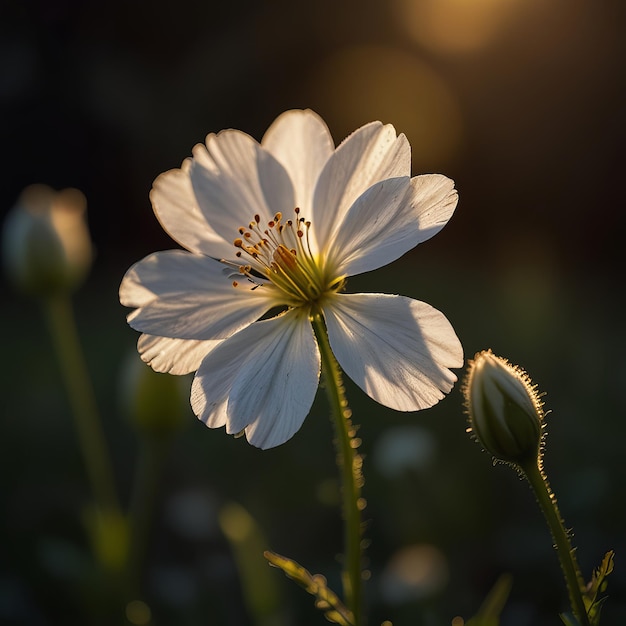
[373,425,438,478]
[380,544,449,605]
[120,109,463,449]
[3,184,93,297]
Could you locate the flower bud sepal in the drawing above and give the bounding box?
[462,349,545,470]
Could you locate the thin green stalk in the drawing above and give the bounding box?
[43,295,120,515]
[127,436,169,596]
[311,314,364,626]
[521,460,590,626]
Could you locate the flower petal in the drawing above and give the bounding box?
[150,158,232,256]
[323,293,463,411]
[137,334,219,375]
[312,122,411,250]
[407,174,458,245]
[326,174,458,277]
[120,250,274,340]
[191,311,320,449]
[324,176,411,276]
[261,109,334,216]
[189,129,296,256]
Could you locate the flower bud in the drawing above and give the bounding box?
[463,350,544,466]
[120,353,187,439]
[2,184,93,297]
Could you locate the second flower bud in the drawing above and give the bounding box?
[463,350,544,467]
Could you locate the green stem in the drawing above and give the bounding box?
[127,436,169,596]
[521,460,589,626]
[311,314,364,626]
[43,295,120,515]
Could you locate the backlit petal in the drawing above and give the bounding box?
[262,109,334,216]
[326,174,458,276]
[189,129,295,255]
[408,174,458,245]
[325,176,412,276]
[191,311,320,449]
[312,122,410,250]
[324,293,463,411]
[120,250,274,340]
[137,334,220,375]
[150,159,228,257]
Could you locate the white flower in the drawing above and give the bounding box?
[120,109,463,449]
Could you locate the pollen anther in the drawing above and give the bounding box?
[228,208,344,306]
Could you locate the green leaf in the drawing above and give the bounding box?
[465,574,513,626]
[219,503,284,621]
[583,551,615,626]
[264,550,354,625]
[559,612,580,626]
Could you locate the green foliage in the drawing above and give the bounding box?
[219,503,284,623]
[82,505,129,572]
[559,550,615,626]
[584,551,615,626]
[264,550,354,625]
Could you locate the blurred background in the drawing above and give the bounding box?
[1,0,625,624]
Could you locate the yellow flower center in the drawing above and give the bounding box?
[227,209,345,308]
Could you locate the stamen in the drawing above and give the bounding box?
[227,207,344,305]
[273,245,298,271]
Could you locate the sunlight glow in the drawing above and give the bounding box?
[308,46,463,168]
[392,0,525,54]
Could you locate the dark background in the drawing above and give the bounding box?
[1,1,625,624]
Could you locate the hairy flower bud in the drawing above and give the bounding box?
[463,350,544,466]
[2,184,93,297]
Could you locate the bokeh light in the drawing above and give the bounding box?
[306,45,463,169]
[391,0,526,55]
[380,544,449,604]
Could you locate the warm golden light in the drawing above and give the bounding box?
[392,0,525,54]
[308,46,463,168]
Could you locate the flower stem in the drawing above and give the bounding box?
[520,460,590,626]
[43,295,120,516]
[127,435,169,596]
[311,314,364,626]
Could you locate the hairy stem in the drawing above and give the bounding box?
[312,314,364,626]
[521,460,590,626]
